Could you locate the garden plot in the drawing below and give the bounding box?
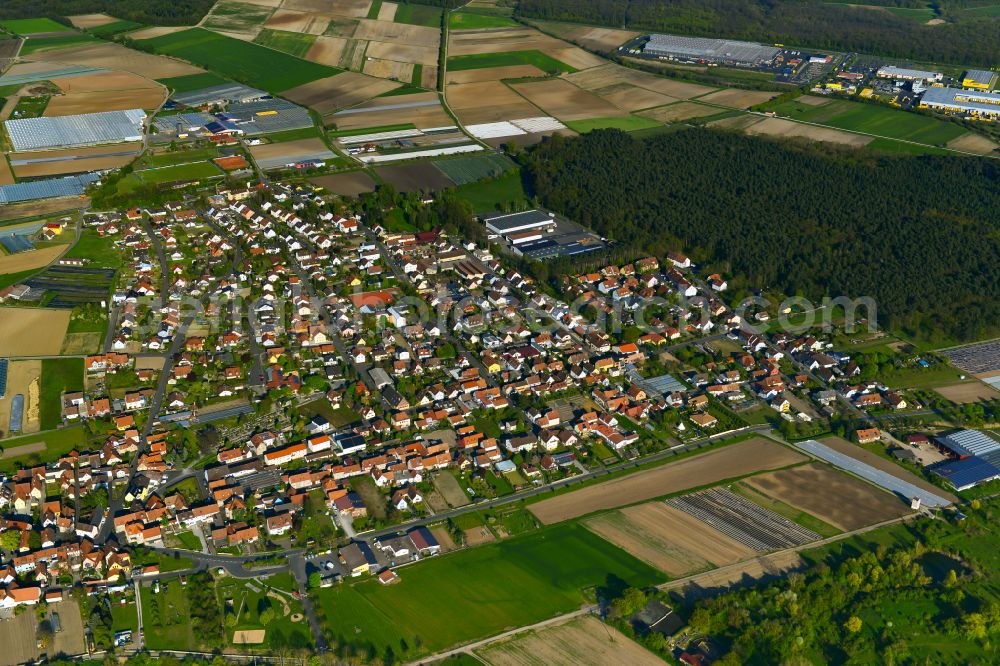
[283,72,399,117]
[665,487,820,551]
[509,79,626,122]
[31,42,205,78]
[448,80,542,125]
[265,8,332,34]
[476,615,662,666]
[565,63,715,100]
[745,464,912,531]
[329,91,452,130]
[529,438,807,524]
[249,137,335,169]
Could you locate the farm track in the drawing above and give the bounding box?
[666,487,819,551]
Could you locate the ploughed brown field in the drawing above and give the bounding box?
[529,437,806,524]
[745,463,912,531]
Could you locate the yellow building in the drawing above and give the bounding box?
[962,69,998,90]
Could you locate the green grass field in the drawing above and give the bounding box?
[253,28,317,58]
[88,20,143,36]
[0,426,87,473]
[393,4,442,27]
[449,11,520,30]
[447,50,576,74]
[767,97,967,147]
[452,168,529,212]
[0,18,69,35]
[19,33,98,55]
[134,161,224,185]
[139,28,340,93]
[312,522,663,656]
[432,153,515,185]
[217,578,313,649]
[141,147,219,168]
[156,72,231,93]
[39,358,84,430]
[64,229,122,268]
[203,1,275,32]
[141,580,197,650]
[565,115,663,133]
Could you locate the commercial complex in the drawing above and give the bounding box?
[875,66,942,82]
[642,34,780,67]
[483,210,556,236]
[961,69,998,90]
[932,430,1000,491]
[918,86,1000,119]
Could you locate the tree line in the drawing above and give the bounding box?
[0,0,216,26]
[516,0,1000,66]
[521,128,1000,343]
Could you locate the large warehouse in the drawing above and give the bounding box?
[483,209,556,236]
[876,66,942,82]
[5,108,146,152]
[919,86,1000,119]
[642,34,780,67]
[932,429,1000,491]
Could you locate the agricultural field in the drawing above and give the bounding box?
[766,96,971,148]
[585,501,754,577]
[19,33,101,56]
[253,28,317,57]
[449,11,519,30]
[933,380,1000,404]
[203,1,276,35]
[0,18,72,35]
[0,244,69,274]
[525,20,640,52]
[448,50,577,74]
[375,162,456,192]
[136,28,340,93]
[475,615,663,666]
[0,359,42,436]
[327,90,451,130]
[448,27,604,71]
[393,3,442,28]
[0,308,70,356]
[0,426,86,471]
[745,463,913,531]
[529,438,807,524]
[432,153,515,185]
[248,137,335,170]
[452,168,529,211]
[283,71,399,118]
[309,170,377,196]
[743,116,874,148]
[31,41,205,78]
[312,522,663,657]
[564,115,662,133]
[45,71,166,115]
[638,101,725,123]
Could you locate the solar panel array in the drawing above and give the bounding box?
[0,173,101,204]
[5,109,146,151]
[9,394,23,433]
[0,359,7,399]
[938,429,1000,458]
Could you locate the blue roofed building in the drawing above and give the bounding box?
[931,429,1000,491]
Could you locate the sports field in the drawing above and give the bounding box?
[311,522,662,656]
[138,28,340,93]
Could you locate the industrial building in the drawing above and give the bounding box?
[919,86,1000,119]
[482,209,556,236]
[931,429,1000,491]
[5,108,146,152]
[642,34,780,67]
[171,83,268,107]
[875,66,942,82]
[961,69,998,90]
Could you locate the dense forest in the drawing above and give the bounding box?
[0,0,216,26]
[516,0,1000,66]
[522,128,1000,343]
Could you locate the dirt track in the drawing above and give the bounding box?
[529,438,806,524]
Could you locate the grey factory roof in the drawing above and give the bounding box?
[225,99,313,135]
[644,34,780,63]
[920,86,1000,115]
[936,429,1000,458]
[794,439,952,507]
[482,209,554,232]
[5,108,146,151]
[876,65,941,80]
[963,69,998,87]
[171,83,267,107]
[0,173,101,204]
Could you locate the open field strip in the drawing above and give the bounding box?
[529,437,806,524]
